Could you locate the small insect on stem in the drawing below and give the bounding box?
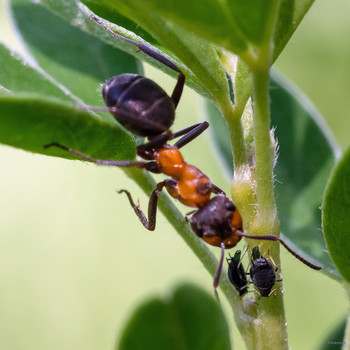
[249,246,282,297]
[227,250,249,297]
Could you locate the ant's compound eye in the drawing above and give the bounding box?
[194,227,203,238]
[225,201,236,211]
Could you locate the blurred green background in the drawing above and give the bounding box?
[0,0,349,349]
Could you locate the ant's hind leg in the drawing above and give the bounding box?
[44,143,148,168]
[119,181,166,231]
[213,242,226,289]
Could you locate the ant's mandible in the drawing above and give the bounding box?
[45,15,321,291]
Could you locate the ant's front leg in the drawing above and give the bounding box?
[173,122,209,149]
[210,183,225,195]
[119,180,168,231]
[136,121,210,158]
[137,121,210,159]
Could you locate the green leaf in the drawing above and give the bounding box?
[11,0,139,122]
[0,42,71,101]
[106,0,248,55]
[322,145,350,282]
[118,283,231,350]
[108,0,314,66]
[0,85,12,95]
[319,317,347,350]
[273,0,314,60]
[37,0,227,106]
[205,71,340,277]
[85,0,231,107]
[0,94,135,160]
[271,72,339,276]
[81,0,160,47]
[105,0,281,53]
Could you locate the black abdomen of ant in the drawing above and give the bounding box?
[103,73,175,136]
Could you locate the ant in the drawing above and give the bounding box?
[45,15,321,291]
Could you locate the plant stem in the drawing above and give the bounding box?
[243,68,287,350]
[252,69,277,223]
[221,97,248,168]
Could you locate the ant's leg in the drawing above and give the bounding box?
[237,232,322,271]
[136,131,173,159]
[137,121,210,157]
[266,251,279,272]
[170,72,185,109]
[173,122,209,149]
[264,249,283,281]
[213,242,226,289]
[137,121,210,158]
[119,181,166,231]
[210,183,225,195]
[89,15,185,109]
[44,143,152,169]
[172,123,202,138]
[185,209,197,222]
[172,122,209,139]
[268,283,283,297]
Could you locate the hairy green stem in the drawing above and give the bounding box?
[252,69,277,222]
[246,68,287,350]
[221,97,248,168]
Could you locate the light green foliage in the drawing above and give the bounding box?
[323,146,350,282]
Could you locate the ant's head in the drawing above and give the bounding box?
[102,73,175,137]
[189,194,241,247]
